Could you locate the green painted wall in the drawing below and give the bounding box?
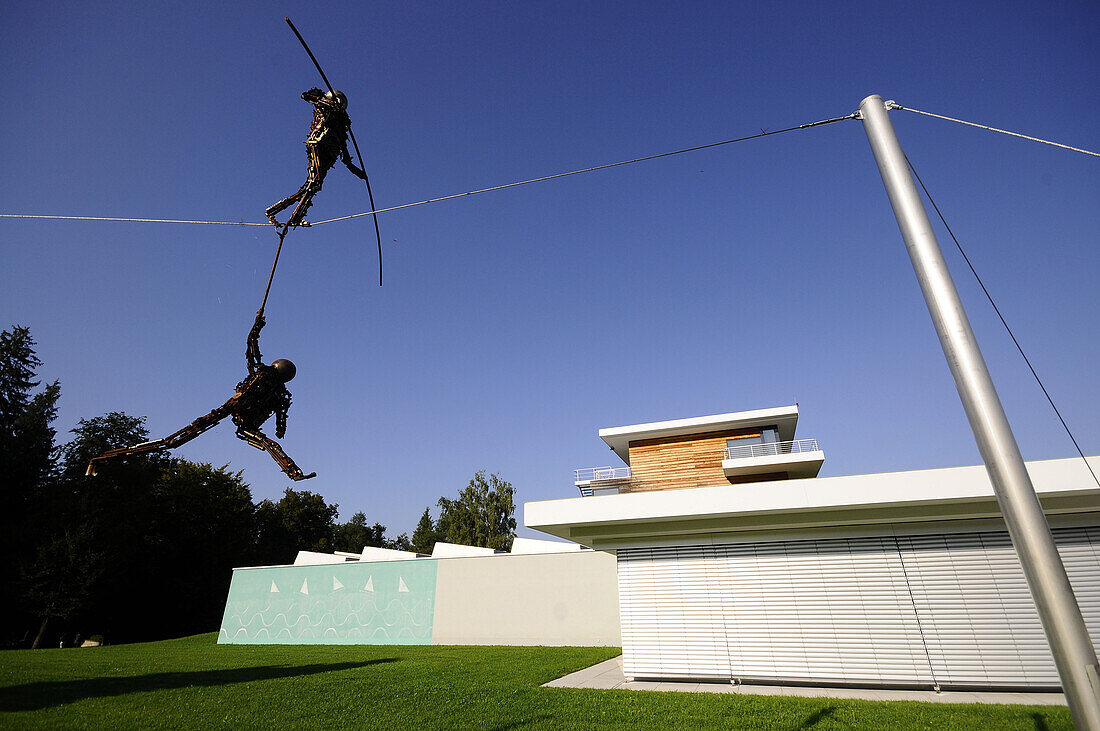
[219,560,437,645]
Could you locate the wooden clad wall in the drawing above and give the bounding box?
[622,428,763,493]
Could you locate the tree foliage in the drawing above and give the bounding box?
[333,512,412,554]
[59,412,149,478]
[0,326,62,644]
[254,488,340,565]
[0,325,61,515]
[436,471,516,551]
[334,512,385,552]
[410,507,439,555]
[20,526,103,648]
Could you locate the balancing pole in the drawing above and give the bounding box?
[859,94,1100,730]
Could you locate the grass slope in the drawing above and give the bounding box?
[0,634,1072,729]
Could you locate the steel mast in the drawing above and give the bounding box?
[858,94,1099,729]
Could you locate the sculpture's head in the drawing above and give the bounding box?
[324,89,348,111]
[271,359,296,383]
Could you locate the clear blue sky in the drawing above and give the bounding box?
[3,0,1097,540]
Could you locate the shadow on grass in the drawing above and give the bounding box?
[796,704,837,729]
[0,659,397,712]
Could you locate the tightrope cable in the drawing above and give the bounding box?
[0,213,269,226]
[892,103,1100,158]
[905,154,1100,489]
[0,113,856,229]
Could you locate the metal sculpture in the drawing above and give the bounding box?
[86,313,316,481]
[265,87,368,228]
[269,16,385,287]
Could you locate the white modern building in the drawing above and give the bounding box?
[525,405,1100,690]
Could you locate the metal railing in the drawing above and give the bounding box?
[724,438,820,460]
[574,466,632,483]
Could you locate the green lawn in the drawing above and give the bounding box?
[0,634,1071,729]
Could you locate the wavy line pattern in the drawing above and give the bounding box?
[218,561,437,645]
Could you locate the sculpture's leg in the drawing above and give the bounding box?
[284,146,333,228]
[284,185,318,228]
[266,182,309,226]
[86,406,230,476]
[235,426,316,481]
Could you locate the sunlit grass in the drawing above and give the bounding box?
[0,634,1072,729]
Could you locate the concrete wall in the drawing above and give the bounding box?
[220,548,620,647]
[431,550,620,646]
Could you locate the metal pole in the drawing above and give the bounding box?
[858,94,1100,729]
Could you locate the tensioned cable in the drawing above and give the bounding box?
[307,113,856,226]
[0,213,269,226]
[904,154,1100,489]
[891,103,1100,158]
[0,113,856,229]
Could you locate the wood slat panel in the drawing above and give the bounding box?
[623,428,761,493]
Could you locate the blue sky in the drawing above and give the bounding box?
[3,0,1097,540]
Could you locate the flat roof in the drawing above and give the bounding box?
[599,405,800,463]
[526,456,1100,549]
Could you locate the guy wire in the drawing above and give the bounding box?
[904,154,1100,489]
[893,104,1100,158]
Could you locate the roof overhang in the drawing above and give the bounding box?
[599,405,800,464]
[526,456,1100,550]
[722,449,825,479]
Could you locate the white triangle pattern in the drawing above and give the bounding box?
[398,577,409,593]
[333,576,344,591]
[300,579,309,595]
[270,581,279,593]
[363,576,374,592]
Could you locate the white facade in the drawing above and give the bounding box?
[528,441,1100,689]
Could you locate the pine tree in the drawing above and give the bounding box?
[410,507,438,555]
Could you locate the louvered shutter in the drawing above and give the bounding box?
[721,537,931,684]
[616,524,1099,687]
[617,545,730,679]
[619,538,932,683]
[899,525,1100,688]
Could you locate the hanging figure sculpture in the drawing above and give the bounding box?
[86,313,316,481]
[266,88,368,227]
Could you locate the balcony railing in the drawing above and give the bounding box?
[574,466,632,483]
[724,438,820,460]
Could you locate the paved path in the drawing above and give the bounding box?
[543,656,1067,706]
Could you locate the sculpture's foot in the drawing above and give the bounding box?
[290,471,317,481]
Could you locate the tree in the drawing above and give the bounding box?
[20,527,103,648]
[410,507,438,555]
[253,488,339,565]
[436,471,516,551]
[0,325,61,523]
[388,533,412,552]
[334,512,387,552]
[0,326,61,646]
[59,412,149,479]
[50,413,258,643]
[144,461,256,638]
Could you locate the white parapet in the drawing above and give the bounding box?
[509,537,586,554]
[431,542,497,558]
[293,550,350,565]
[359,546,419,561]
